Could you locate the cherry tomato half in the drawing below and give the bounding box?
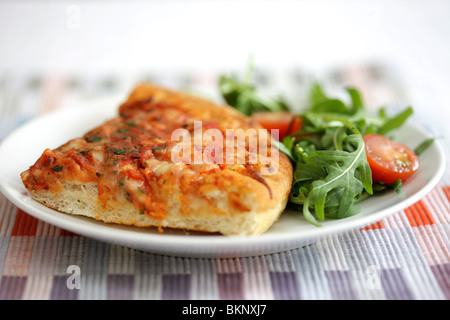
[363,133,419,184]
[252,112,302,141]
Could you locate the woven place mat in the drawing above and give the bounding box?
[0,63,449,300]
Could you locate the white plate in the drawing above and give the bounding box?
[0,97,446,258]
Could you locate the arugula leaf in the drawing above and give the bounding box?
[309,82,328,105]
[219,60,289,115]
[346,88,363,114]
[311,99,348,114]
[303,134,373,220]
[273,139,295,161]
[414,138,435,156]
[377,106,413,135]
[282,83,414,226]
[372,179,403,194]
[309,83,363,116]
[291,133,373,226]
[218,65,421,227]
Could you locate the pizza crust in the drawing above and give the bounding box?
[21,84,293,236]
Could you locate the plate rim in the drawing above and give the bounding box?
[0,99,446,257]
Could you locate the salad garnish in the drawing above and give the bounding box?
[219,63,435,226]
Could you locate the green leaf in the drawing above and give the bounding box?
[302,196,322,227]
[219,75,241,107]
[218,64,415,227]
[218,62,288,115]
[273,139,295,161]
[309,82,328,105]
[311,99,348,114]
[391,179,403,194]
[414,138,434,156]
[371,179,403,194]
[377,106,413,135]
[294,163,327,182]
[302,134,373,224]
[321,127,347,150]
[346,87,363,114]
[309,85,364,115]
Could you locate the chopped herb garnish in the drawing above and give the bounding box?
[52,165,63,172]
[138,188,145,194]
[112,148,125,155]
[86,136,102,143]
[126,121,137,128]
[117,128,129,133]
[153,145,166,152]
[79,149,93,156]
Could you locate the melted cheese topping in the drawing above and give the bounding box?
[22,97,275,220]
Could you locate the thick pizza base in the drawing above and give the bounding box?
[21,181,289,236]
[21,84,293,236]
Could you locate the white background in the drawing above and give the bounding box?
[0,0,449,139]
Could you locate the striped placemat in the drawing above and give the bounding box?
[0,63,449,300]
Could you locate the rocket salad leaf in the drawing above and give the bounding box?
[281,83,417,225]
[290,133,373,226]
[219,59,289,116]
[218,64,428,226]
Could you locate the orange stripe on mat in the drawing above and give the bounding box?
[443,186,450,203]
[11,209,80,237]
[403,200,435,227]
[11,209,39,236]
[361,221,385,231]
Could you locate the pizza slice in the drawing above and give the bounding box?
[20,84,293,236]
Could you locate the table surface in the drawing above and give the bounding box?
[0,63,449,300]
[0,1,449,301]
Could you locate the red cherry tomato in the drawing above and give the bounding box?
[252,112,302,141]
[363,133,419,184]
